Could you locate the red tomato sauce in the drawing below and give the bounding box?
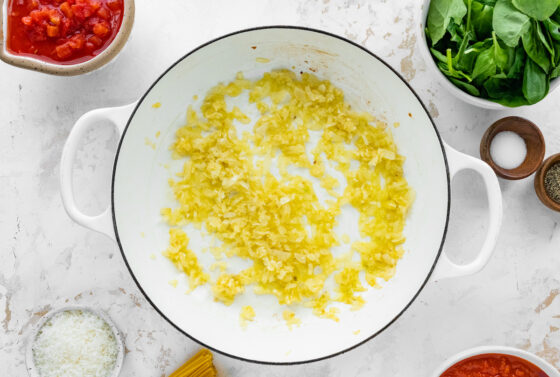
[441,354,549,377]
[6,0,124,65]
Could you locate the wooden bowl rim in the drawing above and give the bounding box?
[480,116,546,180]
[535,153,560,212]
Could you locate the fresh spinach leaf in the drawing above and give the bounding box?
[431,47,449,64]
[507,46,527,77]
[459,37,494,71]
[544,18,560,41]
[437,61,473,81]
[553,40,560,65]
[522,20,552,73]
[493,31,510,70]
[493,0,531,47]
[466,0,474,31]
[537,20,555,64]
[447,21,466,44]
[472,46,498,83]
[523,57,549,103]
[428,0,468,45]
[450,77,482,95]
[484,73,528,106]
[426,0,557,106]
[551,63,560,78]
[466,37,495,51]
[471,2,494,39]
[492,93,530,106]
[475,0,497,6]
[454,31,475,70]
[512,0,560,21]
[552,8,560,24]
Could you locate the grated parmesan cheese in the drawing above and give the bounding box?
[32,310,119,377]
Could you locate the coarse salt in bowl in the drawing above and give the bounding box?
[25,306,125,377]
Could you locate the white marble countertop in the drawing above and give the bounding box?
[1,0,560,376]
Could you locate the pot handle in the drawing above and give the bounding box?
[432,142,503,281]
[60,102,137,241]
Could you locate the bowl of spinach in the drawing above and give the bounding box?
[420,0,560,109]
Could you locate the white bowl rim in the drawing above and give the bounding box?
[109,25,452,365]
[25,305,125,377]
[431,345,560,377]
[418,0,560,110]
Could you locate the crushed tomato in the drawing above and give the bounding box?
[7,0,124,64]
[441,354,549,377]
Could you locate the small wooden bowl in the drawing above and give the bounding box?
[534,153,560,212]
[480,117,546,180]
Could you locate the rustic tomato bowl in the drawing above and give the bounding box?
[432,346,560,377]
[0,0,134,75]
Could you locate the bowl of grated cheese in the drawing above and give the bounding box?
[25,306,124,377]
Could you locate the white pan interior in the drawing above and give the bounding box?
[112,27,449,364]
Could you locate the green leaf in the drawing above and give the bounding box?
[430,48,448,64]
[544,18,560,41]
[472,47,498,83]
[537,20,555,64]
[483,73,529,106]
[467,37,495,51]
[507,46,527,78]
[493,0,531,47]
[492,94,530,107]
[437,61,473,81]
[493,31,510,70]
[512,0,560,21]
[471,2,494,40]
[553,40,560,65]
[449,77,481,96]
[522,58,549,104]
[522,21,552,73]
[447,21,466,44]
[460,38,494,71]
[475,0,497,6]
[551,63,560,78]
[427,0,468,45]
[454,31,475,70]
[552,8,560,23]
[466,0,474,32]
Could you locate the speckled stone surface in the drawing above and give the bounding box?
[1,1,559,376]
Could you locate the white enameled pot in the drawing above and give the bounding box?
[60,27,503,364]
[431,346,560,377]
[418,0,560,110]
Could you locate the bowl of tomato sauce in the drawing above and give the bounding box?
[432,346,559,377]
[0,0,134,75]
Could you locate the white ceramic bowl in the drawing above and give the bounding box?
[25,306,125,377]
[432,346,560,377]
[0,0,135,76]
[60,26,503,364]
[418,0,560,110]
